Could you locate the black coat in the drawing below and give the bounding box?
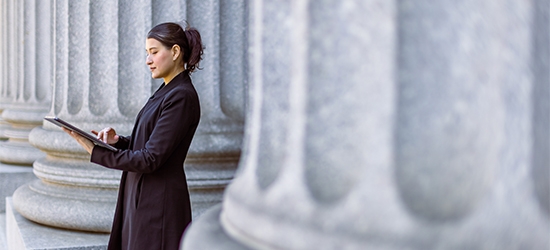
[91,71,200,250]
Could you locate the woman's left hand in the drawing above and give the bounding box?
[62,127,95,154]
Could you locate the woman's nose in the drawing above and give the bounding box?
[146,55,153,65]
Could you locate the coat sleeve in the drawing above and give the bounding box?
[113,135,130,149]
[90,89,198,173]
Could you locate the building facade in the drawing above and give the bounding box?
[1,0,550,249]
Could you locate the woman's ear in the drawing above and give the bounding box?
[171,44,181,61]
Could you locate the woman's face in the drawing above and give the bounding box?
[146,38,178,81]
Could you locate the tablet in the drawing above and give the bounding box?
[44,116,118,152]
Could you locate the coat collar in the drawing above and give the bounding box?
[150,71,190,99]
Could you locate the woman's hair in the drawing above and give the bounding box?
[147,22,204,73]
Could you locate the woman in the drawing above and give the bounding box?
[65,22,203,250]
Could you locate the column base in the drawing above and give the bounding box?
[189,186,227,220]
[6,197,109,250]
[0,140,46,166]
[12,180,117,233]
[181,204,253,250]
[185,154,238,219]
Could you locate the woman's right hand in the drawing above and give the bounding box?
[92,127,119,145]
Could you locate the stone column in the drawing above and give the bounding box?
[533,0,550,219]
[12,0,147,232]
[182,0,550,249]
[0,0,51,165]
[183,0,246,218]
[0,0,14,141]
[0,0,48,213]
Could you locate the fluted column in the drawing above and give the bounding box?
[182,0,550,249]
[0,0,51,165]
[218,0,397,247]
[533,0,550,218]
[0,0,14,140]
[0,0,47,214]
[13,0,149,232]
[183,0,246,218]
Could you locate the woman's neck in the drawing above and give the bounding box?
[163,67,185,85]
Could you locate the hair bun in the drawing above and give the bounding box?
[147,22,204,73]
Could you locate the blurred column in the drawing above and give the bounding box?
[0,0,14,141]
[0,0,45,213]
[0,0,51,165]
[12,0,151,232]
[182,0,550,249]
[533,0,550,219]
[393,1,547,249]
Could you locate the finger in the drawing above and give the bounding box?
[91,130,98,135]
